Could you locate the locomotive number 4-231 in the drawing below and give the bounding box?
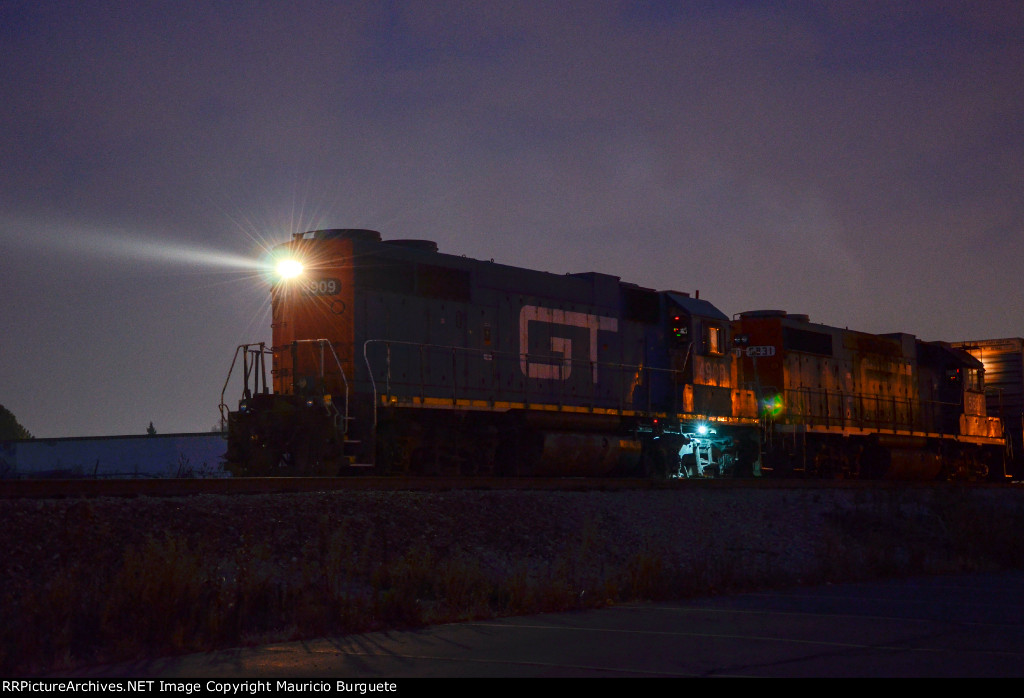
[303,278,342,296]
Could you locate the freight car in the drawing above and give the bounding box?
[220,228,760,477]
[733,311,1007,480]
[221,228,1006,480]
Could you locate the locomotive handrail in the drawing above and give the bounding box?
[363,339,690,379]
[776,385,966,435]
[361,338,732,428]
[218,343,274,428]
[220,340,350,435]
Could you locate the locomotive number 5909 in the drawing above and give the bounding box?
[303,278,342,296]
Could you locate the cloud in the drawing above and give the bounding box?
[1,1,1022,434]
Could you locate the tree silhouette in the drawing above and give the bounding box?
[0,404,33,440]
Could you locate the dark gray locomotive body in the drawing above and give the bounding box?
[223,228,758,476]
[223,228,1006,480]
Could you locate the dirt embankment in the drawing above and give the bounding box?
[3,484,1023,675]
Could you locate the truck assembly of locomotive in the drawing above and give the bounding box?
[221,228,1009,481]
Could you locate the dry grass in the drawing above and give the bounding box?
[2,485,1022,675]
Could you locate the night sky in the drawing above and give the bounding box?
[2,1,1022,438]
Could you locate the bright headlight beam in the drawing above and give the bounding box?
[276,259,304,279]
[1,215,266,271]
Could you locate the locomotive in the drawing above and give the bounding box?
[733,311,1005,480]
[221,228,1006,480]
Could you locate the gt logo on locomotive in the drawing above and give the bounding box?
[518,304,618,382]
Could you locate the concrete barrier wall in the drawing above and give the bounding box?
[0,433,229,478]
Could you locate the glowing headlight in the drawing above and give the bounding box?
[697,425,709,435]
[276,258,304,279]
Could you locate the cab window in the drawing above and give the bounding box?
[965,367,983,392]
[706,325,723,355]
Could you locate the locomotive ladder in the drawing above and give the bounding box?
[291,338,356,452]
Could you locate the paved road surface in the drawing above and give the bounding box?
[84,571,1024,678]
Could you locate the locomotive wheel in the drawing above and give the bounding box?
[245,443,287,476]
[641,442,671,478]
[285,430,337,476]
[495,427,544,476]
[375,419,421,474]
[811,442,848,479]
[465,425,499,476]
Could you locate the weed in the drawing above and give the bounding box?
[6,486,1024,676]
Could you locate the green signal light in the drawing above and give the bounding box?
[762,394,784,418]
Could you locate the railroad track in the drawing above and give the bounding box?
[0,475,987,499]
[0,476,700,498]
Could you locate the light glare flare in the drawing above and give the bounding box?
[1,215,268,272]
[276,259,304,279]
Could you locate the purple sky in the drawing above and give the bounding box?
[2,1,1022,437]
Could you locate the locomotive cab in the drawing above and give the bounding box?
[636,294,758,478]
[917,342,1005,479]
